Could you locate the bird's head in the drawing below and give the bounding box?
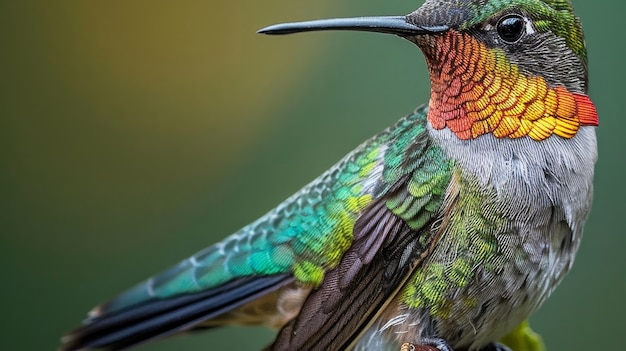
[259,0,598,141]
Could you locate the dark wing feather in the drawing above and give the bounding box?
[62,274,294,351]
[268,195,438,350]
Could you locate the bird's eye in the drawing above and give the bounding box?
[496,15,526,43]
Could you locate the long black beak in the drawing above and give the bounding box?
[258,16,448,36]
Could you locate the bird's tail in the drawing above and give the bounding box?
[61,274,293,351]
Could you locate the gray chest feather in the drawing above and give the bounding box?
[359,127,597,350]
[430,127,596,348]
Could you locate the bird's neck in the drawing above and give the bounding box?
[418,31,598,141]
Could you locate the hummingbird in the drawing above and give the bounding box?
[61,0,599,350]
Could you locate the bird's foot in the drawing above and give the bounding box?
[400,343,439,351]
[479,342,512,351]
[400,338,454,351]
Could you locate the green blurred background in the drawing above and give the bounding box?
[2,0,623,350]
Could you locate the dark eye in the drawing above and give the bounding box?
[497,15,526,43]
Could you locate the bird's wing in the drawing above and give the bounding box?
[61,105,448,351]
[269,106,455,350]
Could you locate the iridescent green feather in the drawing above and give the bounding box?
[377,109,454,230]
[100,105,455,314]
[402,171,504,317]
[102,144,380,312]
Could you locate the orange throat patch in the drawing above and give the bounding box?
[423,31,599,141]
